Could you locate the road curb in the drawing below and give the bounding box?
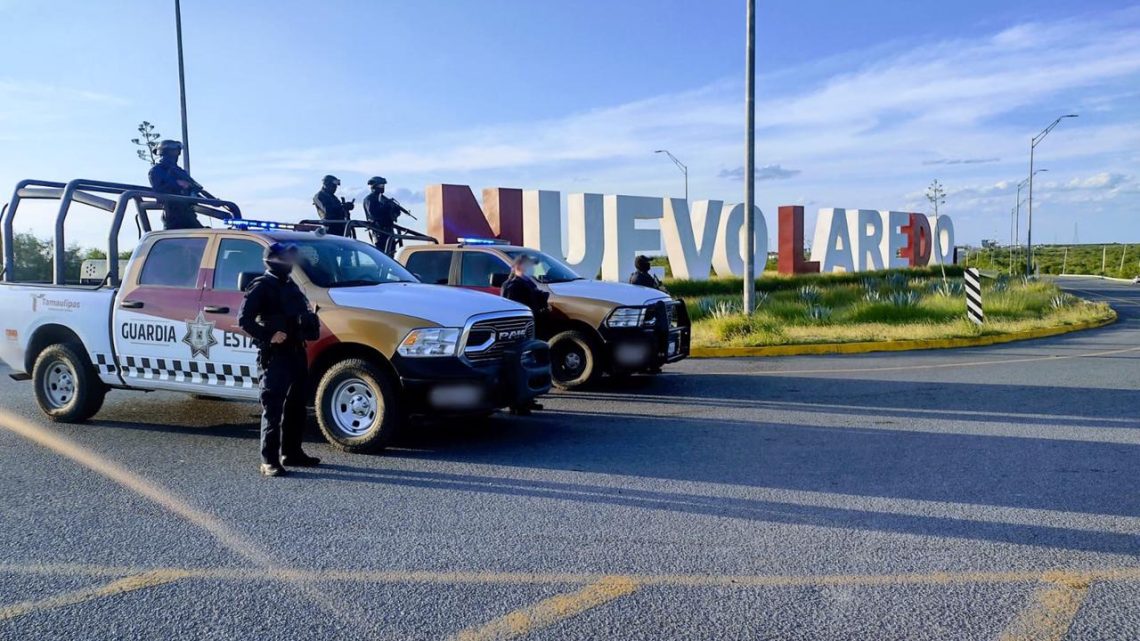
[690,313,1117,358]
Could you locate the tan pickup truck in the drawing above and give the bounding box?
[1,179,551,452]
[399,240,690,389]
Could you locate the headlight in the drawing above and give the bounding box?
[606,306,645,328]
[397,327,461,357]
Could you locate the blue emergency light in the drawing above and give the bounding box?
[458,237,509,246]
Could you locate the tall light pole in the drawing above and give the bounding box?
[1014,169,1047,254]
[175,0,191,173]
[742,0,756,314]
[654,150,688,204]
[1026,114,1077,275]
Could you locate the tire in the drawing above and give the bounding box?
[314,358,402,453]
[548,330,600,390]
[32,343,106,423]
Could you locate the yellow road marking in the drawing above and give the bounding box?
[997,575,1091,641]
[0,410,368,631]
[3,563,1140,589]
[0,570,188,621]
[447,576,638,641]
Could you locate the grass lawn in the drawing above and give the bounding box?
[682,272,1114,348]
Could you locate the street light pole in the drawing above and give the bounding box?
[654,150,688,204]
[742,0,756,315]
[1026,114,1076,276]
[1014,169,1047,265]
[175,0,191,174]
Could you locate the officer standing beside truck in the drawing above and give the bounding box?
[629,255,666,291]
[147,140,204,230]
[238,242,322,477]
[312,175,354,236]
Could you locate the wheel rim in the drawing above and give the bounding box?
[552,341,588,381]
[42,359,77,409]
[330,377,382,437]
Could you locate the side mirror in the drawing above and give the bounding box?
[238,271,262,292]
[490,272,508,288]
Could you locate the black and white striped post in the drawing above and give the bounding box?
[965,268,983,325]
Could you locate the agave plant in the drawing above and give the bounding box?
[888,290,920,307]
[709,299,741,320]
[804,304,832,321]
[861,277,881,292]
[863,289,882,303]
[799,285,822,304]
[933,280,964,297]
[885,273,909,290]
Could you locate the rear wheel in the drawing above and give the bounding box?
[315,358,402,453]
[32,344,106,422]
[548,330,600,390]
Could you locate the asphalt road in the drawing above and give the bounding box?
[1,276,1138,640]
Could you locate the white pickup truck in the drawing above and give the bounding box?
[0,179,551,452]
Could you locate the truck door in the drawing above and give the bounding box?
[196,237,266,399]
[403,249,455,285]
[458,250,511,295]
[113,236,210,392]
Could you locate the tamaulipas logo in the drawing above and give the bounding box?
[425,185,955,281]
[30,293,81,313]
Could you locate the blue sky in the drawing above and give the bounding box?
[1,0,1137,248]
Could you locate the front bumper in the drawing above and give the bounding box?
[601,300,691,372]
[394,339,552,414]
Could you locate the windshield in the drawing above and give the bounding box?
[502,248,582,283]
[292,238,417,288]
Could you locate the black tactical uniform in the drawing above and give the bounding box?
[148,140,204,230]
[629,255,665,291]
[238,243,321,476]
[502,273,550,335]
[629,270,662,289]
[363,176,401,256]
[313,175,352,236]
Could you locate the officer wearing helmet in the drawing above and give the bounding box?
[147,140,205,230]
[363,176,402,256]
[312,175,354,236]
[238,242,322,477]
[629,255,666,291]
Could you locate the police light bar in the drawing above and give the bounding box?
[225,219,326,235]
[457,237,509,246]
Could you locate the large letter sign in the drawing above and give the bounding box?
[426,184,953,280]
[661,199,721,280]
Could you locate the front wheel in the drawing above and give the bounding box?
[315,358,402,453]
[548,330,601,390]
[32,343,106,422]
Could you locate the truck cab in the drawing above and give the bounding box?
[398,241,690,389]
[1,180,551,452]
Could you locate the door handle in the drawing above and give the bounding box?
[119,300,144,309]
[203,305,230,314]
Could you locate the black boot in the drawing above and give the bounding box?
[260,462,287,477]
[282,452,321,467]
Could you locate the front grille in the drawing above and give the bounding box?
[666,302,679,327]
[463,315,535,363]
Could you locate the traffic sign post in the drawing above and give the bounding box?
[965,268,983,325]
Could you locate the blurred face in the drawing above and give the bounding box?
[515,259,535,277]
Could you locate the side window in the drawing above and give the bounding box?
[138,238,207,288]
[459,252,510,287]
[213,239,266,291]
[405,251,453,285]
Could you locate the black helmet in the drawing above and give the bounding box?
[367,176,387,187]
[635,255,652,271]
[264,242,299,262]
[321,175,341,187]
[156,140,183,155]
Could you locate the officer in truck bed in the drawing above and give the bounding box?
[238,242,322,477]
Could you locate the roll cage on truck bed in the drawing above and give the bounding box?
[0,179,551,453]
